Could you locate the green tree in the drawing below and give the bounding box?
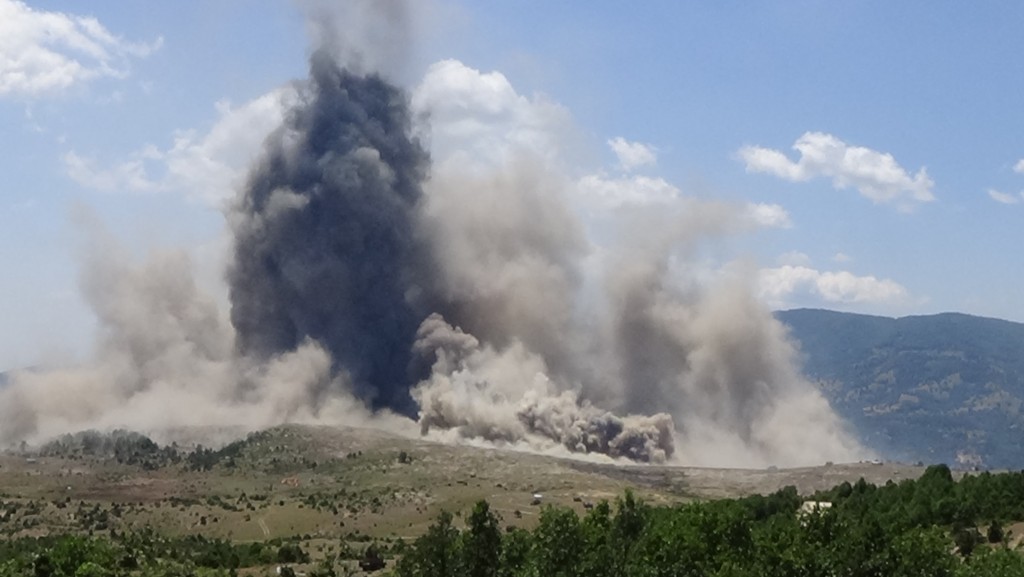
[953,526,981,558]
[396,510,459,577]
[72,562,109,577]
[580,501,613,577]
[33,554,54,577]
[532,506,583,577]
[609,490,646,575]
[891,527,956,577]
[460,501,502,577]
[277,543,309,564]
[956,547,1024,577]
[497,528,530,577]
[45,537,117,577]
[987,520,1004,544]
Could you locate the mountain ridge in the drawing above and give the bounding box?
[776,308,1024,469]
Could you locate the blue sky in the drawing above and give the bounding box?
[2,0,1023,370]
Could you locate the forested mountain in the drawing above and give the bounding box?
[777,309,1024,469]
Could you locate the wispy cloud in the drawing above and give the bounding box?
[987,189,1022,205]
[759,264,908,306]
[776,251,810,266]
[607,137,657,171]
[1014,159,1024,174]
[739,132,934,210]
[575,174,680,209]
[0,0,161,97]
[744,202,792,229]
[64,87,296,206]
[63,149,160,193]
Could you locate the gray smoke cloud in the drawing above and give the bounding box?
[415,155,590,384]
[411,313,675,463]
[0,212,408,446]
[0,1,869,467]
[228,46,430,414]
[598,204,865,466]
[411,154,864,466]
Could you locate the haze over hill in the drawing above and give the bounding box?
[8,307,1022,471]
[778,309,1024,469]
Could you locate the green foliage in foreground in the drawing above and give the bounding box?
[0,530,311,577]
[4,465,1024,576]
[397,466,1024,577]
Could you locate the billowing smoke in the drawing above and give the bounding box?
[411,314,675,463]
[0,2,869,467]
[228,48,429,414]
[600,209,865,466]
[0,213,408,445]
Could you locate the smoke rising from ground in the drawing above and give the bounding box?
[0,213,409,446]
[411,314,675,463]
[228,47,429,414]
[0,3,868,466]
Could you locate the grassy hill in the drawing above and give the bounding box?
[777,309,1024,468]
[0,424,924,543]
[1,424,998,575]
[4,425,1020,575]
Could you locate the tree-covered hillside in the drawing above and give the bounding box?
[6,466,1024,576]
[777,309,1024,468]
[394,466,1024,577]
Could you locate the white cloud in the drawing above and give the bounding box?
[759,265,907,306]
[69,58,566,206]
[776,251,811,266]
[410,61,781,233]
[411,59,571,170]
[832,252,852,263]
[64,87,297,206]
[608,137,657,171]
[744,202,792,229]
[63,150,160,193]
[1014,159,1024,174]
[575,173,680,209]
[0,0,161,97]
[575,175,793,237]
[740,146,803,180]
[987,189,1022,205]
[161,89,297,205]
[739,132,935,209]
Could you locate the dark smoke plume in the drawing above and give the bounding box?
[228,49,429,413]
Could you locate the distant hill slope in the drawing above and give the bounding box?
[777,309,1024,469]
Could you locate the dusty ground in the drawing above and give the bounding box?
[0,424,933,543]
